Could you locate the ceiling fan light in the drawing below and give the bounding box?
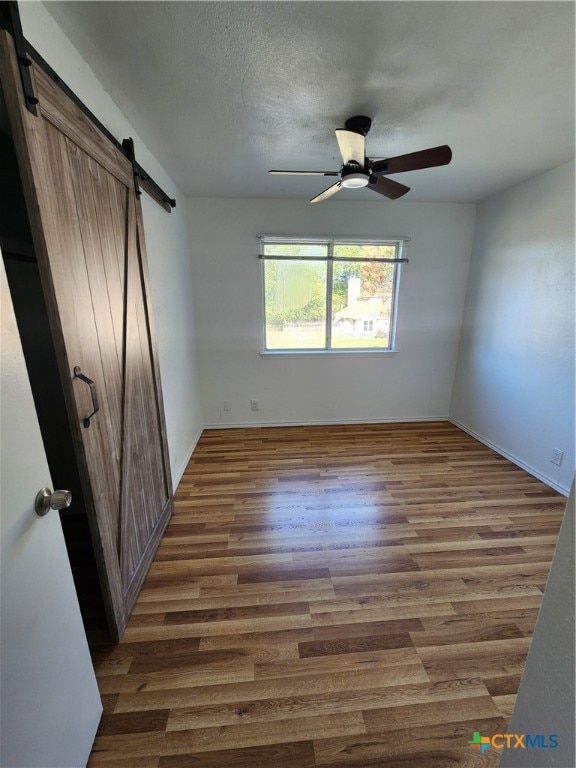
[341,172,370,189]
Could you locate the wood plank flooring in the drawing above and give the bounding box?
[87,422,566,767]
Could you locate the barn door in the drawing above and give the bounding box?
[1,32,173,640]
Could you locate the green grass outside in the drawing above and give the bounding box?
[266,326,389,350]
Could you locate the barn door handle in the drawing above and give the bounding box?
[73,366,100,428]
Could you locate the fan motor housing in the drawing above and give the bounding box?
[344,115,372,136]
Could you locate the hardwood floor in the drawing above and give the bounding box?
[88,422,566,767]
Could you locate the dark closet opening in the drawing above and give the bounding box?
[0,86,109,645]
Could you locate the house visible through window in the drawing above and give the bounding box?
[260,237,406,351]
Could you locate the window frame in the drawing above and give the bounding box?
[259,235,408,355]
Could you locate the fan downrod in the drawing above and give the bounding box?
[344,115,372,136]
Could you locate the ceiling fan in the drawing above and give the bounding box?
[269,115,452,203]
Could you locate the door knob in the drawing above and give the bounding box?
[35,488,72,517]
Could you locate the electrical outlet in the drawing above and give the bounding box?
[223,400,232,412]
[551,448,564,466]
[250,400,259,411]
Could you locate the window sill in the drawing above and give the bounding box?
[260,349,398,358]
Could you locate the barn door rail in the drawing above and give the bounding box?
[0,1,176,213]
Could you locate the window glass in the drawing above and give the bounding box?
[264,260,327,349]
[261,238,402,352]
[331,261,395,349]
[263,242,328,259]
[333,243,397,260]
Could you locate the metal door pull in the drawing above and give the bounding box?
[35,488,72,516]
[73,366,100,427]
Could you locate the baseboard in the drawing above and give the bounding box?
[449,417,570,497]
[203,416,449,429]
[172,428,203,487]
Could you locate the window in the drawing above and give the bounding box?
[260,237,406,352]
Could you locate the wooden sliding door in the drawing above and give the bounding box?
[1,31,173,640]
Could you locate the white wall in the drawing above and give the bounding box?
[450,162,575,494]
[500,478,575,767]
[187,197,475,426]
[22,2,203,486]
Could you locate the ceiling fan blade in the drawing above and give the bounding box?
[310,181,342,204]
[269,170,340,176]
[368,175,410,200]
[335,129,365,166]
[371,145,452,175]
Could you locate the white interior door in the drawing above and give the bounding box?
[0,256,102,768]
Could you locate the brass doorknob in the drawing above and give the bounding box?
[35,488,72,517]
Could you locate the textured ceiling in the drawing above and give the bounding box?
[45,1,574,203]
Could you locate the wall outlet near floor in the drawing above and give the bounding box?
[223,400,232,412]
[250,400,259,411]
[550,448,564,466]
